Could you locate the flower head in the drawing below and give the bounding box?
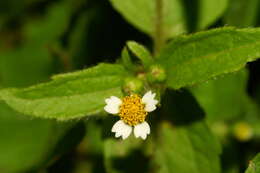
[104,91,158,140]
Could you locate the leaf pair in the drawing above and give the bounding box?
[1,28,260,120]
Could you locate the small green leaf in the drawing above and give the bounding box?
[127,41,153,68]
[157,27,260,89]
[0,63,127,120]
[152,121,221,173]
[121,47,135,71]
[245,153,260,173]
[109,0,187,38]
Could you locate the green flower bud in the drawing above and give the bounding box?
[123,77,144,94]
[147,65,166,83]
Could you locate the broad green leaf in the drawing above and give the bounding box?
[190,69,249,122]
[197,0,228,29]
[152,121,221,173]
[245,153,260,173]
[0,63,127,120]
[157,27,260,89]
[224,0,260,27]
[109,0,187,38]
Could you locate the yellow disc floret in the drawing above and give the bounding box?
[119,94,148,126]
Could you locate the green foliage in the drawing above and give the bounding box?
[0,1,72,87]
[0,64,126,120]
[153,122,221,173]
[157,27,260,89]
[245,153,260,173]
[1,0,260,172]
[197,0,228,29]
[109,0,186,38]
[109,0,228,38]
[224,0,260,27]
[127,41,153,68]
[190,69,249,122]
[0,103,70,173]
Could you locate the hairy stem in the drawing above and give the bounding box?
[154,0,165,56]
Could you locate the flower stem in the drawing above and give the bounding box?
[154,0,165,56]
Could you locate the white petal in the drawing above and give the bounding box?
[104,96,122,114]
[134,121,150,140]
[111,120,132,140]
[141,91,158,112]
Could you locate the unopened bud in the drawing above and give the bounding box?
[123,77,143,94]
[148,65,166,83]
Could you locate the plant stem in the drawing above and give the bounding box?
[154,0,165,56]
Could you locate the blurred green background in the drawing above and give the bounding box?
[0,0,260,173]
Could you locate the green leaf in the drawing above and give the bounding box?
[152,121,221,173]
[121,47,135,71]
[0,102,71,173]
[245,153,260,173]
[150,89,221,173]
[127,41,153,68]
[197,0,228,29]
[157,27,260,89]
[109,0,187,38]
[224,0,260,27]
[190,69,249,122]
[0,63,127,120]
[109,0,228,38]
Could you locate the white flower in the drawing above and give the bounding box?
[104,91,158,140]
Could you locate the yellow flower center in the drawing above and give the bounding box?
[119,94,148,126]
